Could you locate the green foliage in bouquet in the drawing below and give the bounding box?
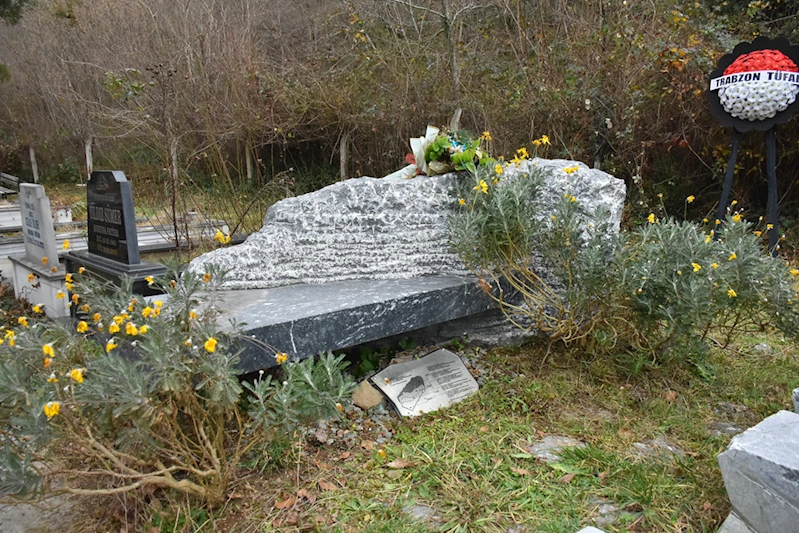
[0,266,354,505]
[450,161,799,365]
[425,130,491,174]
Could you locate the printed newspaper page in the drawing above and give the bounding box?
[370,349,479,417]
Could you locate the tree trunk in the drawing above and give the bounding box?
[84,136,93,183]
[245,141,255,184]
[169,138,181,250]
[441,0,460,105]
[29,146,39,183]
[339,131,350,180]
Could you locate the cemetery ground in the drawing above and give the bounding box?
[1,269,796,533]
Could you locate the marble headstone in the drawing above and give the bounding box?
[19,184,59,266]
[87,170,140,264]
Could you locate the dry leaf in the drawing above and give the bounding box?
[558,473,576,484]
[510,467,530,476]
[703,501,712,510]
[297,488,317,504]
[275,495,297,509]
[283,512,299,526]
[361,440,375,451]
[385,470,402,480]
[598,468,610,481]
[618,428,634,438]
[385,459,416,469]
[338,451,351,460]
[318,480,338,491]
[477,278,493,294]
[664,390,678,402]
[479,426,489,433]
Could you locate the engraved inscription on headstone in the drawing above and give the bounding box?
[20,183,59,266]
[87,170,140,264]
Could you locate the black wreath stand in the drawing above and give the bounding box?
[715,127,780,256]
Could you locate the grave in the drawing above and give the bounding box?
[717,410,799,533]
[62,170,166,295]
[8,184,69,318]
[192,158,626,372]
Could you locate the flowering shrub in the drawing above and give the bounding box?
[0,267,354,505]
[450,158,799,363]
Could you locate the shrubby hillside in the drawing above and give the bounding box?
[0,0,797,221]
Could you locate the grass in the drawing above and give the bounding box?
[97,333,796,533]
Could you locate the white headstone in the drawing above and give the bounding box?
[19,184,59,266]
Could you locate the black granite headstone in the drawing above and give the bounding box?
[87,170,140,264]
[64,170,167,299]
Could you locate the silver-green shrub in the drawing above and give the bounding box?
[0,266,354,505]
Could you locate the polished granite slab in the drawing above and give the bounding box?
[211,275,493,373]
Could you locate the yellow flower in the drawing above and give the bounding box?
[43,401,60,419]
[113,315,123,325]
[142,306,153,318]
[767,224,774,230]
[4,330,14,340]
[705,234,712,244]
[203,272,211,283]
[43,344,55,357]
[92,312,101,322]
[377,449,387,459]
[214,229,225,243]
[703,218,708,223]
[563,165,579,174]
[732,214,742,223]
[532,139,541,147]
[481,131,492,141]
[569,195,576,203]
[68,368,85,384]
[204,337,218,353]
[170,280,177,288]
[541,135,550,145]
[731,200,738,206]
[80,304,91,313]
[728,252,737,261]
[473,180,488,194]
[78,267,85,274]
[65,273,73,283]
[106,340,118,352]
[145,275,155,285]
[791,269,799,276]
[18,317,29,328]
[692,262,702,272]
[108,323,120,334]
[76,321,88,333]
[184,339,192,347]
[125,322,138,336]
[711,262,719,269]
[65,282,73,291]
[276,352,288,365]
[71,294,79,305]
[647,213,656,224]
[62,239,70,250]
[41,256,48,266]
[715,219,721,225]
[139,325,149,334]
[516,147,528,159]
[43,357,51,368]
[189,310,198,320]
[754,231,762,237]
[32,304,43,314]
[677,270,682,275]
[728,289,737,298]
[494,164,503,175]
[154,300,163,309]
[336,402,343,412]
[458,198,465,205]
[27,273,36,283]
[47,373,58,383]
[686,195,695,203]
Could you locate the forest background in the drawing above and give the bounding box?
[1,0,798,233]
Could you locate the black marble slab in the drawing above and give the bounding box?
[210,276,494,374]
[63,250,167,297]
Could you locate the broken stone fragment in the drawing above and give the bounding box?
[352,380,385,410]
